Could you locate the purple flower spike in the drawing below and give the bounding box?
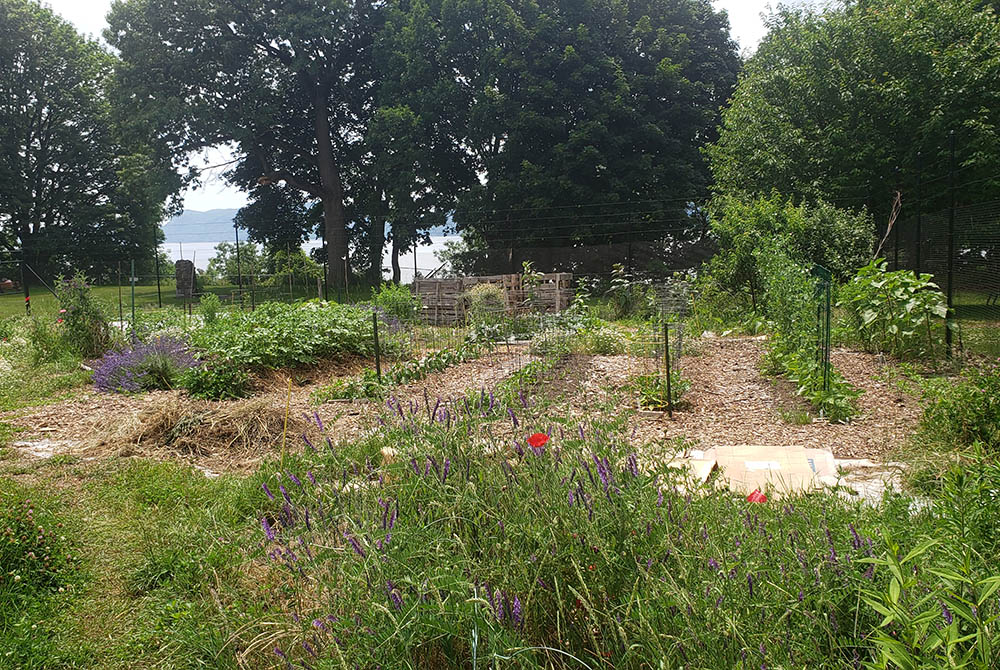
[494,589,504,621]
[288,472,302,487]
[442,458,451,482]
[508,408,519,428]
[313,411,324,431]
[302,434,316,452]
[307,471,317,486]
[513,595,523,628]
[262,483,275,500]
[941,601,954,625]
[261,517,276,541]
[279,485,291,504]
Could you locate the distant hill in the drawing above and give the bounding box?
[162,209,240,244]
[162,209,451,244]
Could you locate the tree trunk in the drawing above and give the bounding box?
[391,237,402,284]
[313,86,349,290]
[368,217,386,285]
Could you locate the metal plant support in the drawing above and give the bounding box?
[811,265,833,392]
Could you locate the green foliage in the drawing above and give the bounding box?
[191,301,373,369]
[633,371,690,411]
[204,241,267,286]
[249,392,1000,668]
[0,487,77,607]
[465,283,508,338]
[701,195,873,317]
[312,343,488,403]
[0,0,176,283]
[838,259,948,360]
[179,362,250,401]
[604,264,656,320]
[915,361,1000,451]
[862,461,1000,669]
[575,323,627,355]
[708,0,1000,214]
[373,282,419,323]
[198,292,222,326]
[54,272,112,358]
[757,250,860,422]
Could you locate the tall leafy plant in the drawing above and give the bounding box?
[838,259,948,360]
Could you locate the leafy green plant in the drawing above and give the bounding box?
[575,323,627,355]
[839,259,948,360]
[373,282,420,323]
[198,292,222,326]
[861,461,1000,669]
[1,489,77,602]
[179,361,250,400]
[54,272,112,357]
[633,371,690,411]
[191,301,372,369]
[915,361,1000,451]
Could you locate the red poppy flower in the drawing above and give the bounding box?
[526,433,549,448]
[746,489,767,504]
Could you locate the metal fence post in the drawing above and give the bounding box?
[663,320,673,418]
[373,310,382,382]
[130,258,137,341]
[155,248,162,309]
[946,131,956,359]
[915,151,923,274]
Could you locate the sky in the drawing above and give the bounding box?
[44,0,813,213]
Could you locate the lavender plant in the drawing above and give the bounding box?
[240,388,990,669]
[92,337,197,393]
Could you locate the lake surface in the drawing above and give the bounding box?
[161,237,460,284]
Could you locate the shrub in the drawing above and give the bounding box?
[373,282,420,323]
[179,362,250,400]
[465,283,508,339]
[54,272,112,357]
[838,259,948,360]
[92,337,197,393]
[199,292,222,326]
[916,360,1000,450]
[605,263,655,320]
[576,323,627,355]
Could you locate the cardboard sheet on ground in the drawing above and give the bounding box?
[668,445,838,496]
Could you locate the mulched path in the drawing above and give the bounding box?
[555,337,922,460]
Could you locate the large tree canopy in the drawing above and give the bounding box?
[449,0,740,266]
[106,0,385,288]
[707,0,1000,217]
[0,0,176,281]
[107,0,739,283]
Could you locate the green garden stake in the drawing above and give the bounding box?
[373,310,382,382]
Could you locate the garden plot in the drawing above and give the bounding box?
[634,337,922,461]
[1,347,539,473]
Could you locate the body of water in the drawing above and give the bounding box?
[161,237,459,284]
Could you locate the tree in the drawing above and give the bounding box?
[205,241,267,285]
[707,0,1000,217]
[0,0,177,283]
[446,0,740,269]
[106,0,385,290]
[233,184,318,253]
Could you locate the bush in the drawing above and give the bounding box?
[179,362,251,400]
[465,283,508,338]
[199,292,222,326]
[576,323,627,355]
[92,337,197,393]
[373,282,420,323]
[838,259,948,360]
[54,272,112,358]
[916,360,1000,450]
[700,195,873,319]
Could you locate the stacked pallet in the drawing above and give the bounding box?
[412,273,572,324]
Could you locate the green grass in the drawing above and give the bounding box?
[0,457,273,670]
[0,282,375,319]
